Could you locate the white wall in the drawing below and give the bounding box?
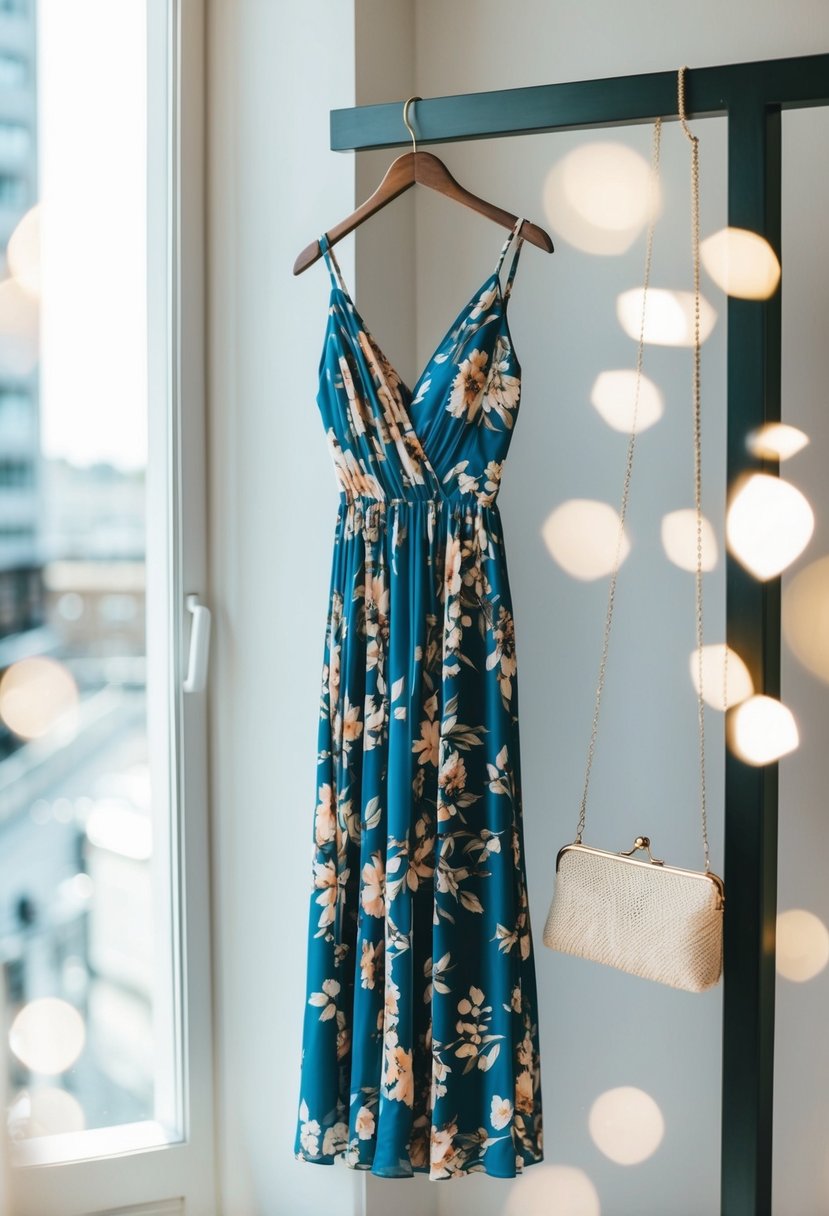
[207,2,829,1213]
[207,4,359,1215]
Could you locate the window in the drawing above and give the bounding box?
[0,122,30,159]
[0,53,26,89]
[0,174,25,207]
[3,2,214,1215]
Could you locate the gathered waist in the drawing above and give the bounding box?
[339,493,499,510]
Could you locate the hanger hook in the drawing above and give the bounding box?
[403,95,422,156]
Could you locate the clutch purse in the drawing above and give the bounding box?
[544,90,725,993]
[543,836,724,993]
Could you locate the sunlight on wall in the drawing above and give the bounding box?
[730,694,799,765]
[541,499,630,580]
[660,508,718,572]
[0,656,78,741]
[776,909,829,983]
[504,1163,601,1216]
[588,1086,665,1165]
[616,287,717,346]
[590,369,663,433]
[727,473,814,580]
[689,643,753,710]
[747,422,809,462]
[9,998,86,1075]
[782,555,829,685]
[700,226,781,299]
[543,141,660,256]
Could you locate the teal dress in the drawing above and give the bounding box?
[295,219,543,1180]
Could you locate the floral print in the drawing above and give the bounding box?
[295,220,542,1180]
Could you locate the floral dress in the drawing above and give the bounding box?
[295,218,543,1181]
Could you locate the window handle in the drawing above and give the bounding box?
[184,593,211,693]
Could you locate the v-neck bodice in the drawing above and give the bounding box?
[316,219,525,508]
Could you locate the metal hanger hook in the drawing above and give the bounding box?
[403,95,422,155]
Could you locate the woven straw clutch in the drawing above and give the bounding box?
[543,840,724,993]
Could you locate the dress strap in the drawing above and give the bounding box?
[503,216,526,302]
[319,232,349,294]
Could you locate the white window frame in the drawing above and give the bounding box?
[7,1,216,1213]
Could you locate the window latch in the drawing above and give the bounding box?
[184,593,211,693]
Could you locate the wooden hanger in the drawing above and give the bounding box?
[293,96,554,274]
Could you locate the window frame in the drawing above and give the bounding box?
[7,1,217,1213]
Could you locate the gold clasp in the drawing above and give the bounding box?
[620,835,664,866]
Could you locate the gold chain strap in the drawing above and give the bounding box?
[576,67,709,872]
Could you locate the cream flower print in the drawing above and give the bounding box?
[469,283,498,320]
[341,693,363,750]
[308,977,340,1022]
[298,1101,321,1157]
[412,718,438,767]
[481,336,520,430]
[314,783,335,848]
[447,349,489,421]
[385,1040,414,1107]
[360,853,385,917]
[490,1094,513,1131]
[355,1105,376,1140]
[322,1121,349,1156]
[360,939,382,989]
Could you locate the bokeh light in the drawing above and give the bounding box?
[689,643,754,709]
[504,1163,601,1216]
[776,909,829,983]
[661,508,718,572]
[0,276,39,376]
[783,556,829,685]
[7,1085,86,1139]
[543,141,660,256]
[727,473,814,580]
[730,694,799,765]
[7,202,42,297]
[0,656,79,741]
[590,369,664,433]
[617,287,717,346]
[700,226,781,299]
[747,422,809,462]
[542,499,630,581]
[589,1086,665,1165]
[9,998,86,1075]
[85,801,152,861]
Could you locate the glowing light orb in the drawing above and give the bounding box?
[617,287,717,346]
[504,1163,601,1216]
[542,499,630,581]
[7,1086,86,1138]
[661,509,718,572]
[9,999,86,1075]
[727,474,814,580]
[590,369,664,433]
[730,695,799,765]
[776,909,829,982]
[543,141,660,256]
[700,226,781,300]
[7,203,42,297]
[747,423,809,462]
[589,1086,665,1165]
[0,657,79,741]
[689,644,754,710]
[783,556,829,686]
